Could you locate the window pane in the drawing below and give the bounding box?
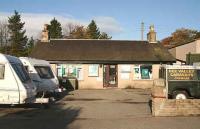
[0,65,5,79]
[197,70,200,80]
[88,65,99,76]
[133,67,141,79]
[140,65,152,79]
[11,64,30,82]
[34,66,54,79]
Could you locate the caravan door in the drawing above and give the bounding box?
[0,63,20,104]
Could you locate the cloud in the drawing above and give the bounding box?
[0,12,123,39]
[94,16,123,34]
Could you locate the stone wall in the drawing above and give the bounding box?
[152,98,200,116]
[152,80,200,116]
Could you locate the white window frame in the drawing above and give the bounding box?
[88,64,99,77]
[133,64,152,80]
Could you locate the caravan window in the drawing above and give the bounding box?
[0,64,5,79]
[11,64,30,82]
[34,66,54,79]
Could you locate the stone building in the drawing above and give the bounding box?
[30,26,175,89]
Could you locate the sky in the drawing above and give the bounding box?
[0,0,200,40]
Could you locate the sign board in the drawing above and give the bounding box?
[167,69,197,80]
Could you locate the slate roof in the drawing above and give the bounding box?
[30,39,176,64]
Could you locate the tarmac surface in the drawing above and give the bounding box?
[0,89,200,129]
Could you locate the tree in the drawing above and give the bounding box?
[0,20,9,47]
[161,36,173,47]
[0,20,10,53]
[71,26,86,39]
[68,25,86,39]
[86,20,100,39]
[99,32,112,39]
[25,37,35,56]
[63,22,78,37]
[8,10,28,56]
[161,28,199,47]
[63,20,112,39]
[171,28,197,45]
[48,18,62,39]
[195,31,200,39]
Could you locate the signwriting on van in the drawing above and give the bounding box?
[168,69,196,80]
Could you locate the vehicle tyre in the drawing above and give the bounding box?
[172,91,189,99]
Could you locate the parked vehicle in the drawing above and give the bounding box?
[0,54,36,104]
[159,65,200,99]
[19,57,60,98]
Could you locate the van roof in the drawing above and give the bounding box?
[162,65,200,69]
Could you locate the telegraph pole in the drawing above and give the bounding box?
[141,22,144,41]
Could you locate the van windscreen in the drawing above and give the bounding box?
[11,64,30,83]
[34,66,54,79]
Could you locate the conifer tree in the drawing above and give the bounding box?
[48,18,62,39]
[26,37,35,56]
[8,10,28,56]
[86,20,100,39]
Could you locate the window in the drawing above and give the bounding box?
[34,66,54,79]
[24,65,29,72]
[11,64,30,82]
[57,64,84,80]
[197,70,200,80]
[140,65,152,79]
[88,65,99,77]
[159,67,166,79]
[0,64,5,79]
[133,65,141,79]
[133,65,152,80]
[77,67,83,80]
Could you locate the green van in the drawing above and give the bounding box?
[159,65,200,99]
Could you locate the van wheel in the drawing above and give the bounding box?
[173,91,188,99]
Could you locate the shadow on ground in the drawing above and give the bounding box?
[0,91,81,129]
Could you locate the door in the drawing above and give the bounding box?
[103,65,118,87]
[0,64,20,104]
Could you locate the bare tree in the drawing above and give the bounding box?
[63,23,82,38]
[0,20,10,53]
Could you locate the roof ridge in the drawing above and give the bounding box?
[49,39,148,42]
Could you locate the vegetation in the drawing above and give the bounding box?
[64,20,112,39]
[25,37,35,56]
[47,18,62,39]
[0,11,112,57]
[86,20,100,39]
[8,10,28,56]
[0,11,35,56]
[161,28,200,47]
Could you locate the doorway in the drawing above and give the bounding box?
[103,65,118,87]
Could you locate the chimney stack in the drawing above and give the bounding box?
[41,24,49,42]
[147,25,157,43]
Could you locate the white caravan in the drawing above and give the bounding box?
[19,57,59,97]
[0,54,36,104]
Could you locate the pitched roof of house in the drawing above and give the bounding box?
[30,39,176,64]
[165,39,196,49]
